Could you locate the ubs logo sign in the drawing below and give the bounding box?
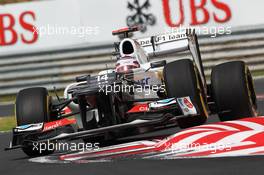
[126,0,156,32]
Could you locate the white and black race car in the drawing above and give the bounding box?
[6,26,258,157]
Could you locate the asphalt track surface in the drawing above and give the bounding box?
[1,79,264,175]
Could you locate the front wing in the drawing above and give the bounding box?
[5,97,199,151]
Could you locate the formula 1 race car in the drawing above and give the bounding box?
[6,26,258,157]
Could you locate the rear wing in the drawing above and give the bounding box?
[137,29,206,88]
[137,31,188,56]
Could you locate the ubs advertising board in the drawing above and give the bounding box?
[0,0,263,53]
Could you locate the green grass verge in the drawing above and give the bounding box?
[0,116,16,131]
[252,70,264,77]
[0,94,16,103]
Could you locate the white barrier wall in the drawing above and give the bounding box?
[0,0,264,53]
[0,0,82,53]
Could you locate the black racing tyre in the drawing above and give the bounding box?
[16,87,54,157]
[211,61,258,121]
[16,87,50,125]
[163,59,208,129]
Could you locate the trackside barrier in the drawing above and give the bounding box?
[1,25,264,95]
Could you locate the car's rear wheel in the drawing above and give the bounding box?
[163,59,208,129]
[211,61,258,121]
[16,87,55,157]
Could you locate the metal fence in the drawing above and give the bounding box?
[1,25,264,95]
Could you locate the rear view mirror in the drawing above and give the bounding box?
[150,60,166,68]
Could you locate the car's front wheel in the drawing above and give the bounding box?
[163,59,209,129]
[16,87,55,157]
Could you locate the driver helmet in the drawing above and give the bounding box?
[115,56,140,73]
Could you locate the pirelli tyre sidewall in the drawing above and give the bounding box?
[211,61,258,121]
[163,59,208,129]
[16,87,54,157]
